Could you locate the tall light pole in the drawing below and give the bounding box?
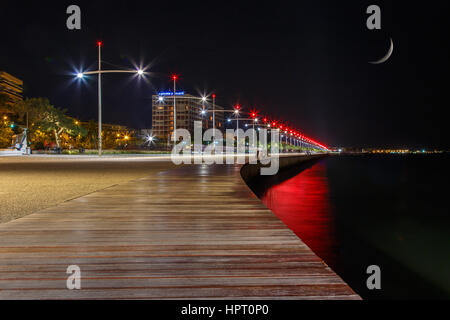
[76,41,146,156]
[234,105,240,147]
[300,134,303,152]
[172,74,178,144]
[212,93,216,139]
[98,41,102,155]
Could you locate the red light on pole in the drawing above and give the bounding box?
[172,74,178,81]
[263,118,267,123]
[212,93,216,99]
[97,41,103,47]
[235,104,240,110]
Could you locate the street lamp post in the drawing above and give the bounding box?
[212,94,216,151]
[172,75,178,144]
[76,41,145,156]
[98,41,102,155]
[212,94,216,135]
[235,107,240,146]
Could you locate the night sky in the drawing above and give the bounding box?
[1,1,449,148]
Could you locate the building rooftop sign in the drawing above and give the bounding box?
[158,91,185,96]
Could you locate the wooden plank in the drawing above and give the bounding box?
[0,162,360,299]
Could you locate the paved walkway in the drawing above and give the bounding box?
[0,163,359,299]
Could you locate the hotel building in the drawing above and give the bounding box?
[0,71,23,106]
[152,92,224,142]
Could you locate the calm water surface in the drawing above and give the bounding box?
[257,154,450,299]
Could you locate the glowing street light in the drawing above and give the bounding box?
[200,96,207,119]
[212,93,216,141]
[146,135,154,143]
[75,41,147,156]
[172,74,178,144]
[233,104,241,144]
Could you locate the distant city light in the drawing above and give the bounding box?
[227,118,231,122]
[77,73,84,78]
[201,96,207,102]
[158,96,164,102]
[137,69,144,75]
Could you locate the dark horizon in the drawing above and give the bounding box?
[1,1,449,149]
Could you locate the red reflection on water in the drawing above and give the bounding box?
[261,162,337,264]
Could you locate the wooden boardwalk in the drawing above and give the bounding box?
[0,163,359,299]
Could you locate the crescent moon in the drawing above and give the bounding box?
[369,37,394,64]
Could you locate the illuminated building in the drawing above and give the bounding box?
[0,71,23,107]
[152,92,224,141]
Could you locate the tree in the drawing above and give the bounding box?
[0,93,11,114]
[13,98,87,149]
[0,123,13,148]
[0,94,14,148]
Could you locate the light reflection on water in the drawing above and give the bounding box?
[257,155,450,299]
[260,163,338,266]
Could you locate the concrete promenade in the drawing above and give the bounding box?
[0,157,359,299]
